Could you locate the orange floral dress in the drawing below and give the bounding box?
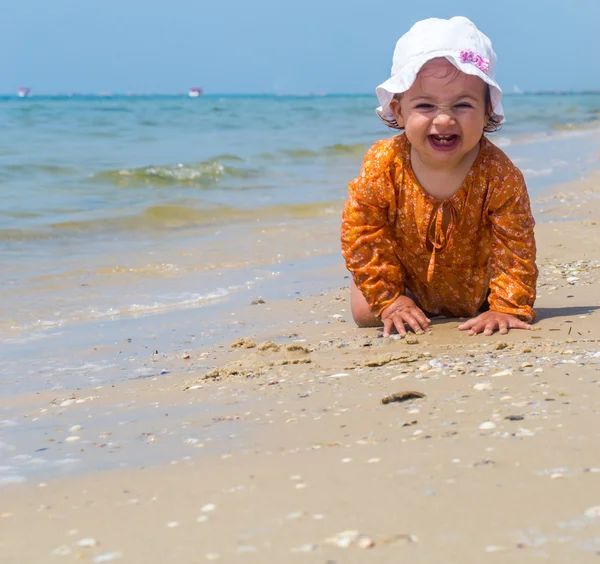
[341,134,538,322]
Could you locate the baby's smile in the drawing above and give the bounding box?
[429,133,460,151]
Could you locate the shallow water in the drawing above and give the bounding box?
[1,93,600,394]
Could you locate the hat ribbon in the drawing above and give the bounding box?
[459,49,489,74]
[426,200,458,283]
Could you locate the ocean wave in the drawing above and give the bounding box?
[49,204,215,231]
[86,288,231,320]
[276,143,367,161]
[492,119,600,149]
[282,148,319,158]
[323,143,368,155]
[0,200,343,238]
[94,156,255,187]
[4,164,80,176]
[91,106,132,113]
[0,210,42,219]
[96,262,181,276]
[86,131,122,138]
[268,202,343,219]
[550,120,600,132]
[0,229,55,242]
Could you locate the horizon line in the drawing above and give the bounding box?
[3,90,600,98]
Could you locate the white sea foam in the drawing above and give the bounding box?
[501,124,599,149]
[52,363,116,374]
[493,136,511,147]
[0,465,18,472]
[1,320,66,343]
[0,475,26,486]
[85,287,231,320]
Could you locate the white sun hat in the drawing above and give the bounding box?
[376,16,504,129]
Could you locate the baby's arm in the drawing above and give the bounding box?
[460,169,538,335]
[341,145,404,315]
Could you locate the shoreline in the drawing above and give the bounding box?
[3,150,600,399]
[1,166,600,561]
[2,124,599,365]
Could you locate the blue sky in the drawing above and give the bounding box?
[2,0,599,94]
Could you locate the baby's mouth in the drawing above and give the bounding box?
[429,134,459,150]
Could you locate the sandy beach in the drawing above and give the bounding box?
[2,170,600,562]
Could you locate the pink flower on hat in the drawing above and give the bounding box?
[459,49,489,74]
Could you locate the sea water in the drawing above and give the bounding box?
[1,93,599,394]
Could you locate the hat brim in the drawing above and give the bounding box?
[375,52,504,128]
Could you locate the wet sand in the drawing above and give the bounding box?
[1,173,600,562]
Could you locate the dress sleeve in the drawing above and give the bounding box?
[487,168,538,322]
[341,142,406,316]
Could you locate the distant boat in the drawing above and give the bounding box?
[17,87,31,98]
[188,87,203,98]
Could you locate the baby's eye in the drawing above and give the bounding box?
[415,103,435,109]
[454,103,473,109]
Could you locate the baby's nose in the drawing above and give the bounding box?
[432,109,456,125]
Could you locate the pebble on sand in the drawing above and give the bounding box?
[485,545,507,552]
[77,538,99,547]
[291,544,317,553]
[324,530,375,549]
[93,553,122,563]
[479,421,496,430]
[584,505,600,519]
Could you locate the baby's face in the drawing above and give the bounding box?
[389,58,488,169]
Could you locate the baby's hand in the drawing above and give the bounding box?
[458,311,531,336]
[381,296,431,338]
